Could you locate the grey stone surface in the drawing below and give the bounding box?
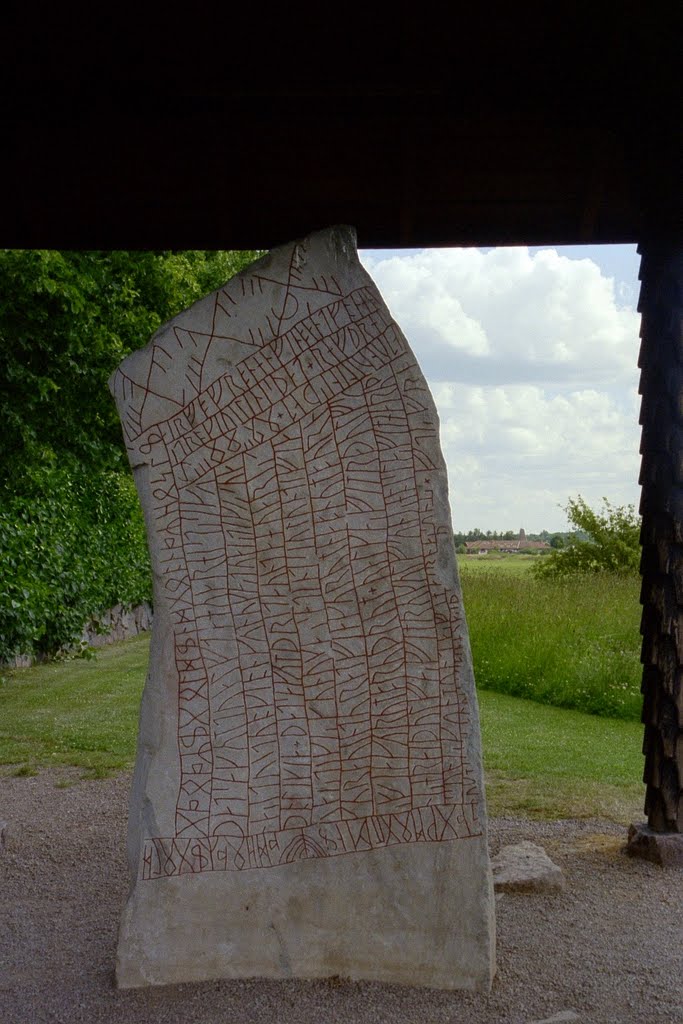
[626,822,683,867]
[491,841,565,893]
[110,226,494,990]
[528,1012,581,1023]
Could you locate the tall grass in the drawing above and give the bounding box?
[459,559,642,720]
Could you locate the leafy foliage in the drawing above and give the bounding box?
[0,250,262,482]
[0,249,263,659]
[532,496,641,579]
[0,465,152,661]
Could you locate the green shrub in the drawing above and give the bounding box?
[0,248,266,663]
[533,496,640,579]
[0,465,151,660]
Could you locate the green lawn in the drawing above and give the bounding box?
[478,689,643,821]
[0,634,147,775]
[0,634,645,821]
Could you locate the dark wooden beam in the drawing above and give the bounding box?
[1,7,679,249]
[634,244,683,847]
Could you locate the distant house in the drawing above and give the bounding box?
[463,529,550,555]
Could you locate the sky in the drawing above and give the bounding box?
[359,244,642,534]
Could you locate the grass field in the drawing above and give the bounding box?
[0,635,147,775]
[458,555,643,720]
[458,553,541,575]
[0,633,645,821]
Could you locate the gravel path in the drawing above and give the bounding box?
[1,770,681,1024]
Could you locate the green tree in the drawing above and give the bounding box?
[533,496,641,579]
[0,249,263,486]
[0,465,152,659]
[0,249,263,659]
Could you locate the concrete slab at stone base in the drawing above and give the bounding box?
[117,837,494,990]
[626,823,683,867]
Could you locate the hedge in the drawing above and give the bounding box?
[0,466,151,661]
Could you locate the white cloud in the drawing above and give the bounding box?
[360,246,642,532]
[361,247,639,387]
[436,383,640,530]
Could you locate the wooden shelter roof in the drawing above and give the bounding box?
[2,7,680,250]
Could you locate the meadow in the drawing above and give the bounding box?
[458,554,643,720]
[0,552,647,821]
[0,633,644,821]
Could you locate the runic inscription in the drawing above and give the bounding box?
[111,232,480,880]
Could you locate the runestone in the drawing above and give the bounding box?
[111,226,495,990]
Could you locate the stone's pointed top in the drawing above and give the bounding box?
[109,225,371,440]
[298,223,358,255]
[323,223,358,261]
[236,224,359,284]
[108,225,360,404]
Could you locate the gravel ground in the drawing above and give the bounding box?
[1,770,681,1024]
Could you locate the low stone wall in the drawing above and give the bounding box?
[83,602,153,648]
[3,602,153,668]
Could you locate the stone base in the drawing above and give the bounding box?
[626,823,683,867]
[490,841,565,892]
[116,837,495,991]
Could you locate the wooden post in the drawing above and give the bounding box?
[628,244,683,864]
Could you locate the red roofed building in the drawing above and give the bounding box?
[464,530,550,555]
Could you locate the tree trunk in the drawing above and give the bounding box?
[637,244,683,832]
